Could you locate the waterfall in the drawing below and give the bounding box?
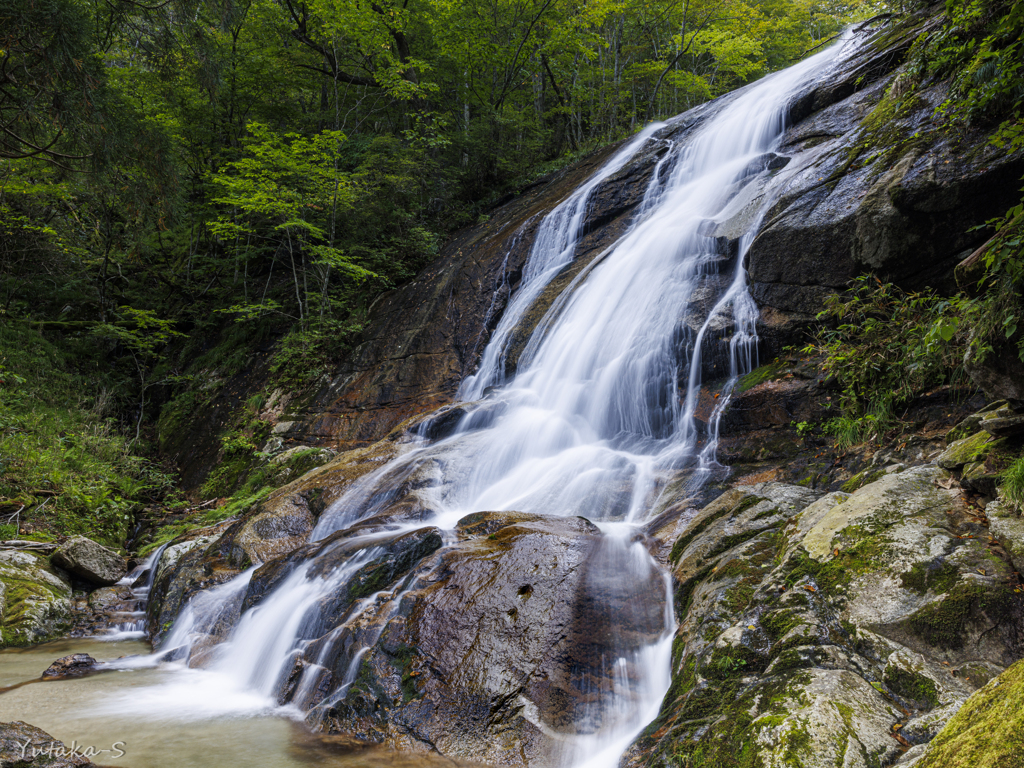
[111,34,854,768]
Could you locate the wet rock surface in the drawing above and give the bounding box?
[41,653,98,679]
[624,459,1024,768]
[306,513,666,766]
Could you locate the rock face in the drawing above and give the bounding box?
[302,513,667,766]
[51,538,126,587]
[625,465,1024,768]
[0,721,100,767]
[0,550,72,647]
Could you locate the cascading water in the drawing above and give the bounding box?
[107,34,856,768]
[97,543,170,642]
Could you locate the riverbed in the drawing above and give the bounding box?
[0,638,483,768]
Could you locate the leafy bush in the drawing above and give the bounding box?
[810,277,970,445]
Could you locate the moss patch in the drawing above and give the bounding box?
[916,659,1024,768]
[900,559,960,596]
[840,469,886,494]
[738,361,787,393]
[906,582,1017,650]
[884,665,940,709]
[937,431,1007,471]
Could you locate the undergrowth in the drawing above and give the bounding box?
[1004,456,1024,510]
[0,325,178,546]
[808,277,972,448]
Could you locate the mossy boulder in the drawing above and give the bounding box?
[51,536,126,586]
[910,658,1024,768]
[626,464,1024,768]
[0,550,72,647]
[936,430,1007,471]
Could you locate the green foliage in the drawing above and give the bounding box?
[0,325,178,545]
[810,277,970,446]
[1003,455,1024,509]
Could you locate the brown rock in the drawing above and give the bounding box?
[41,653,98,679]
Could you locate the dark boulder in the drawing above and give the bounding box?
[41,654,98,679]
[0,721,99,767]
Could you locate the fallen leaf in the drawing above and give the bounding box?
[803,585,817,593]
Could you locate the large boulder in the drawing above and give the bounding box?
[308,512,667,765]
[50,537,125,587]
[626,465,1024,768]
[906,658,1024,768]
[0,550,72,647]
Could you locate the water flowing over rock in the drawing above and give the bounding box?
[136,11,1024,768]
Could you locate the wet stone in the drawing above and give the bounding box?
[41,653,98,679]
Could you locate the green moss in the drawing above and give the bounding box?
[785,535,884,593]
[762,608,803,642]
[0,568,70,647]
[388,644,423,703]
[900,559,960,596]
[752,506,783,521]
[780,720,812,767]
[715,558,760,580]
[947,415,984,444]
[907,582,1017,650]
[675,564,714,620]
[916,659,1024,768]
[938,431,1006,470]
[840,469,886,494]
[884,664,940,708]
[738,361,786,393]
[723,579,758,613]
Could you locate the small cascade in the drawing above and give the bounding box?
[109,33,857,768]
[94,543,169,642]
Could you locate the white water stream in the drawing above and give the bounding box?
[6,35,857,768]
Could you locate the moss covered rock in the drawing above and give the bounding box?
[626,463,1024,768]
[911,659,1024,768]
[936,430,1007,471]
[0,550,72,647]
